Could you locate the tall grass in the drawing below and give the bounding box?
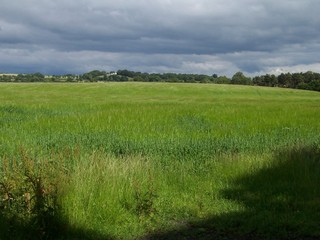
[0,82,319,239]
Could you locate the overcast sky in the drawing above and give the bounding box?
[1,0,319,76]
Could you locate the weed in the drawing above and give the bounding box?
[133,174,158,217]
[0,149,68,239]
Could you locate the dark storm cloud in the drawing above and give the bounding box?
[1,0,320,75]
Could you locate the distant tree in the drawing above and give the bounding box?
[308,80,320,91]
[304,71,315,83]
[215,76,231,84]
[81,70,106,81]
[291,73,304,88]
[148,74,162,82]
[33,72,45,80]
[297,82,310,90]
[231,72,252,85]
[278,73,290,87]
[264,74,278,87]
[252,76,264,86]
[16,74,25,82]
[133,76,144,82]
[117,70,135,78]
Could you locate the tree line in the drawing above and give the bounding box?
[1,70,319,91]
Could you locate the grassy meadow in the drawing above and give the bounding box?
[0,82,319,239]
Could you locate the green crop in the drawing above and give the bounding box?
[0,82,319,239]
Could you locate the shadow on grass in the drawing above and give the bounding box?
[0,214,114,240]
[145,145,320,240]
[1,145,319,239]
[0,153,114,240]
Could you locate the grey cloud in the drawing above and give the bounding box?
[0,0,320,75]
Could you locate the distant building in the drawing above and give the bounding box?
[106,72,117,77]
[0,73,18,76]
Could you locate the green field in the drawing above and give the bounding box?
[0,82,319,239]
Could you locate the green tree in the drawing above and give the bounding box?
[231,72,252,85]
[278,73,289,87]
[215,76,231,84]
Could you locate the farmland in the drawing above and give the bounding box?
[0,82,319,239]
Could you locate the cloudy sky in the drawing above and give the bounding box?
[0,0,319,76]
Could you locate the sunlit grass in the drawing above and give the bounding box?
[0,82,319,239]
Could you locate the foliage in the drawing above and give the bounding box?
[231,71,252,85]
[16,73,45,82]
[133,175,158,217]
[253,71,320,91]
[2,69,320,91]
[0,149,67,239]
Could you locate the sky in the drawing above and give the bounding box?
[0,0,320,76]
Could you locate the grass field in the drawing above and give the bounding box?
[0,82,319,239]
